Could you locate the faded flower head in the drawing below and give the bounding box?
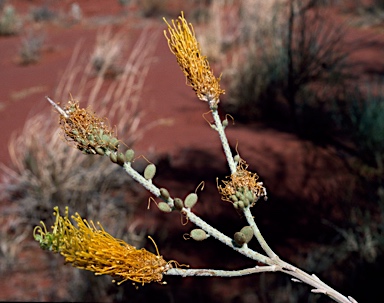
[164,12,224,104]
[33,206,169,285]
[59,98,119,155]
[218,158,267,209]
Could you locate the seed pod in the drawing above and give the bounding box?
[173,197,184,211]
[233,202,239,209]
[184,193,198,209]
[157,202,172,213]
[234,232,246,246]
[144,163,156,180]
[117,152,125,166]
[237,201,245,209]
[95,147,105,156]
[109,152,117,163]
[230,194,238,202]
[125,149,135,162]
[190,229,208,241]
[240,226,254,243]
[222,119,228,127]
[159,188,170,200]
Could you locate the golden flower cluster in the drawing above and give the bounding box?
[164,12,224,104]
[218,159,267,209]
[59,99,119,155]
[33,207,169,285]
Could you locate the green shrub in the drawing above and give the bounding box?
[0,5,21,36]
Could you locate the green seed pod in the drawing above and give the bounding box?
[117,152,125,166]
[159,188,170,200]
[230,194,238,202]
[237,201,245,209]
[190,229,208,241]
[158,202,172,213]
[95,147,105,156]
[184,193,198,209]
[109,152,117,163]
[222,119,228,128]
[173,197,184,211]
[233,202,239,209]
[234,232,246,246]
[144,163,156,180]
[240,226,254,243]
[125,149,135,162]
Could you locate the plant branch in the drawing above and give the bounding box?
[209,103,237,174]
[165,265,278,277]
[243,207,277,259]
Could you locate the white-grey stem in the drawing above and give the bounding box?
[46,96,69,118]
[165,265,278,277]
[210,104,237,174]
[243,207,278,259]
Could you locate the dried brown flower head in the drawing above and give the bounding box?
[164,12,224,104]
[218,159,267,209]
[59,99,119,155]
[34,206,170,285]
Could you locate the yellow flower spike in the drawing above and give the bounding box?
[218,158,267,207]
[33,206,65,252]
[33,207,171,285]
[58,98,118,155]
[164,12,224,104]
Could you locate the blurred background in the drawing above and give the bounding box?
[0,0,383,302]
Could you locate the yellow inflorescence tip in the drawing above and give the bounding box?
[33,207,170,285]
[164,11,224,104]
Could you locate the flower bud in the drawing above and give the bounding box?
[157,202,172,213]
[234,232,246,247]
[190,229,208,241]
[184,193,198,209]
[110,152,117,163]
[240,226,254,243]
[173,198,184,211]
[125,149,135,162]
[117,152,125,166]
[144,164,156,180]
[159,188,170,200]
[95,147,105,156]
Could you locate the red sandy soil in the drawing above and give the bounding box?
[0,1,383,302]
